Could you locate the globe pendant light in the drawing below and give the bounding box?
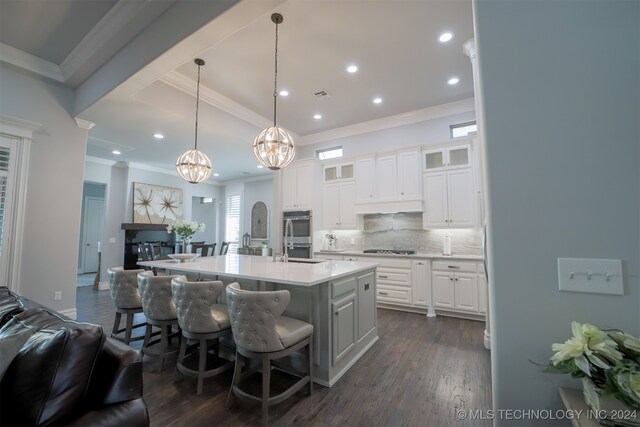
[176,58,212,184]
[252,13,295,171]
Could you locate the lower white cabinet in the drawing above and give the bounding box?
[478,265,487,314]
[332,293,356,364]
[431,260,482,316]
[411,260,430,307]
[375,257,412,306]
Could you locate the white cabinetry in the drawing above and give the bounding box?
[376,154,397,202]
[478,264,487,315]
[411,260,430,307]
[322,181,356,229]
[423,168,475,228]
[282,160,314,210]
[324,162,354,182]
[430,260,482,317]
[354,149,422,214]
[423,144,471,171]
[355,157,376,203]
[397,150,421,200]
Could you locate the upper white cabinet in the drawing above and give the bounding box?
[355,157,376,203]
[354,149,422,213]
[423,144,471,172]
[397,150,421,200]
[282,160,314,210]
[423,169,476,228]
[322,181,357,229]
[324,162,354,182]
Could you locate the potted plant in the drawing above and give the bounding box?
[544,321,640,423]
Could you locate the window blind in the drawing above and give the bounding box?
[225,194,241,254]
[0,146,10,256]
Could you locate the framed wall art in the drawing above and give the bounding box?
[133,182,183,224]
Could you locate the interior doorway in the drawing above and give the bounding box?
[77,182,106,282]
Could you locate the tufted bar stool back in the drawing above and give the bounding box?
[137,271,182,372]
[171,277,234,394]
[107,267,146,345]
[225,282,313,425]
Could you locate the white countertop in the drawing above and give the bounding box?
[138,254,378,287]
[317,250,483,261]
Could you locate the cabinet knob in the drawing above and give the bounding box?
[401,192,404,195]
[450,277,454,281]
[335,311,339,315]
[455,278,459,281]
[378,291,388,295]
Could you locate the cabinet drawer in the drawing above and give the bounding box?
[432,260,477,273]
[377,285,412,305]
[374,257,412,269]
[377,269,411,286]
[332,277,357,300]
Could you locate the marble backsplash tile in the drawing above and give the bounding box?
[320,213,482,255]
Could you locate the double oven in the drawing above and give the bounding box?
[282,210,312,259]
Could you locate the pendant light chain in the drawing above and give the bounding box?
[272,20,279,127]
[194,62,201,150]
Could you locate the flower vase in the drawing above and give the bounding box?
[182,236,191,254]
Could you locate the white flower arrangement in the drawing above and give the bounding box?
[166,220,206,240]
[544,321,640,410]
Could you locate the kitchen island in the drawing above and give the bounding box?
[138,255,378,387]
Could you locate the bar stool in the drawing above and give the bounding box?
[107,267,147,345]
[225,282,313,425]
[137,271,182,372]
[171,276,234,394]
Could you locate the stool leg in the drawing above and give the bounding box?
[308,337,313,395]
[142,324,152,351]
[262,355,270,426]
[197,338,207,395]
[227,351,242,408]
[111,312,122,337]
[158,326,168,372]
[124,313,134,344]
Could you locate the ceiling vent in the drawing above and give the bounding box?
[314,90,331,99]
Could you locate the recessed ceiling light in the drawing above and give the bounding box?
[313,114,322,120]
[213,173,220,177]
[347,65,358,73]
[373,97,383,104]
[153,133,164,139]
[257,165,264,169]
[112,150,121,155]
[439,32,453,43]
[279,90,289,97]
[448,77,460,85]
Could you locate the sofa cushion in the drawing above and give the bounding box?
[0,308,105,426]
[0,287,23,326]
[0,317,36,380]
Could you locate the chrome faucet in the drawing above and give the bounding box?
[283,218,294,262]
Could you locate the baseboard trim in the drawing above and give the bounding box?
[59,308,77,320]
[98,281,109,291]
[484,329,491,350]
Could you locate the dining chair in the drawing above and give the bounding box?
[171,276,234,395]
[225,282,313,425]
[219,241,229,255]
[190,243,216,257]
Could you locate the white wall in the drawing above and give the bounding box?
[297,111,475,160]
[0,64,87,312]
[474,0,640,423]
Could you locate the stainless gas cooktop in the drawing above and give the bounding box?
[362,249,416,255]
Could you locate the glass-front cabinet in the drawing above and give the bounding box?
[324,162,354,182]
[423,144,471,172]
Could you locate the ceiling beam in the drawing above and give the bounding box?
[0,42,63,83]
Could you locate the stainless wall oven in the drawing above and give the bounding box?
[282,210,312,258]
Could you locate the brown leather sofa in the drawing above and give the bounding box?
[0,287,149,426]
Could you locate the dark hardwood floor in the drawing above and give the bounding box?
[76,287,491,426]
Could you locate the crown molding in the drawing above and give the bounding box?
[0,43,64,83]
[160,70,272,130]
[298,98,476,146]
[0,114,43,139]
[463,38,476,60]
[85,155,116,166]
[74,118,95,130]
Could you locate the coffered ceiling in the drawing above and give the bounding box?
[1,0,475,182]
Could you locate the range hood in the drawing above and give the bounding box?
[354,200,423,215]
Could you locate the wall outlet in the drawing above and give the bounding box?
[109,237,116,243]
[54,291,62,300]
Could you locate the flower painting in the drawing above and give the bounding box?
[133,182,183,224]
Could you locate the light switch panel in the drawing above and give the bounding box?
[109,237,116,243]
[557,258,623,295]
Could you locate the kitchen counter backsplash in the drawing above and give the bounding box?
[317,213,482,256]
